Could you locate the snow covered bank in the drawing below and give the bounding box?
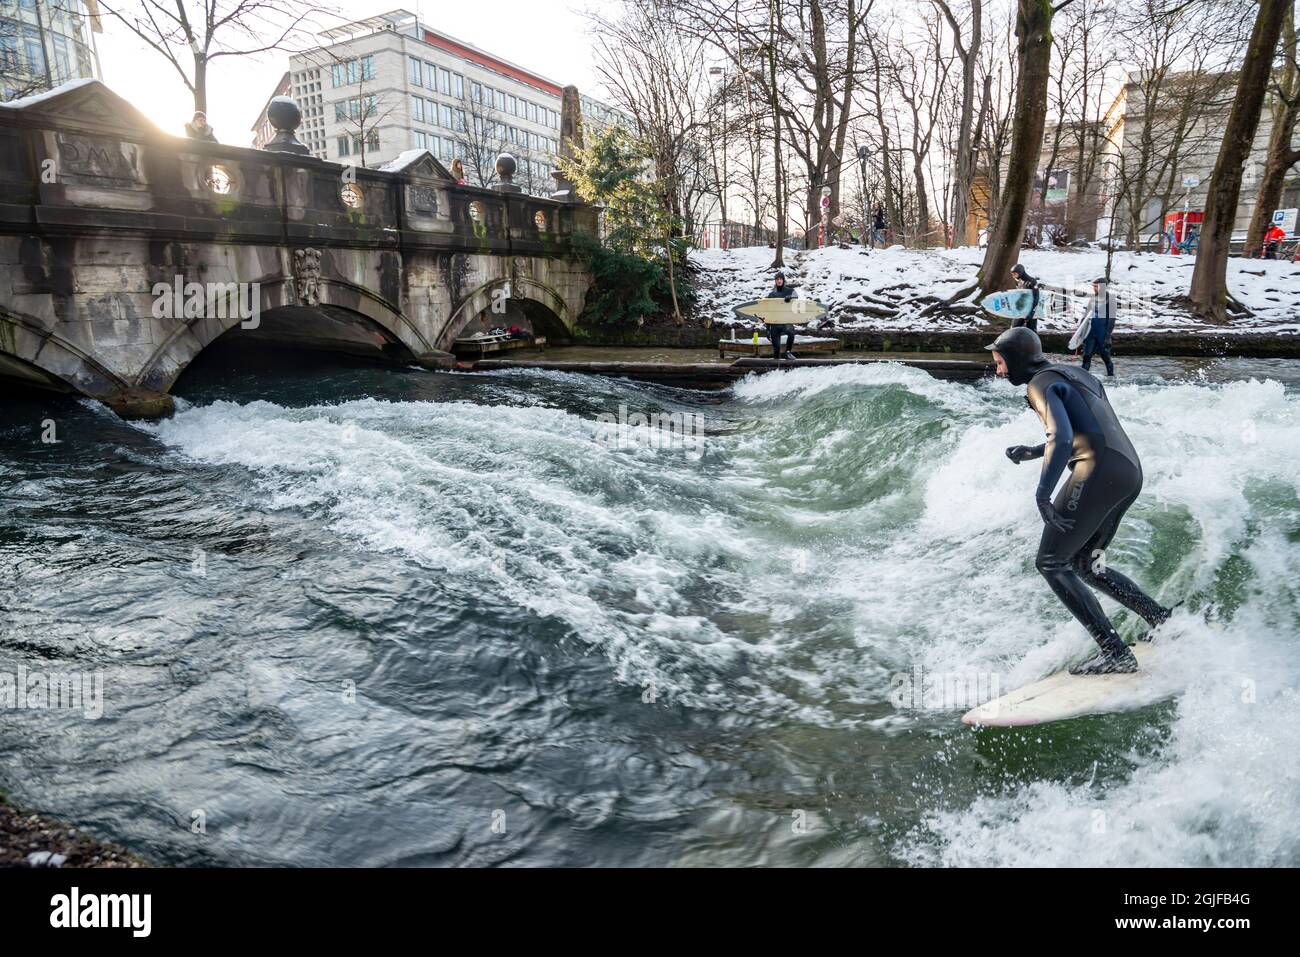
[690,245,1300,337]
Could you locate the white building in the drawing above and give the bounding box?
[274,9,628,195]
[0,0,103,101]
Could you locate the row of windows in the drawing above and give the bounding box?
[412,96,464,131]
[409,57,465,100]
[0,18,92,82]
[337,130,381,157]
[331,56,375,87]
[470,80,559,129]
[335,95,378,123]
[413,132,463,163]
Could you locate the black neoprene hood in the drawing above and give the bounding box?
[986,326,1050,386]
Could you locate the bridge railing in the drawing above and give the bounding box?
[0,80,596,256]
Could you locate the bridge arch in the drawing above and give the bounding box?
[0,308,130,400]
[439,275,575,352]
[139,275,446,394]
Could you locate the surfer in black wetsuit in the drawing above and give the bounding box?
[765,272,798,360]
[989,327,1173,674]
[1010,264,1041,332]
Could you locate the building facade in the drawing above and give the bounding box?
[273,9,628,196]
[0,0,102,101]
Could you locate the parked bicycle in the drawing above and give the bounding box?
[1160,227,1199,255]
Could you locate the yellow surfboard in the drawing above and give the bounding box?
[732,297,830,325]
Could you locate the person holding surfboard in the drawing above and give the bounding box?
[765,272,799,360]
[1009,264,1042,331]
[989,326,1174,675]
[1079,277,1116,376]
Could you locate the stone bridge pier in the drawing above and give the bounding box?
[0,81,596,417]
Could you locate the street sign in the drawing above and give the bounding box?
[1182,175,1200,189]
[1274,208,1299,235]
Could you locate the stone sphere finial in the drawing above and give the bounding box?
[492,153,522,193]
[264,96,310,155]
[268,96,302,132]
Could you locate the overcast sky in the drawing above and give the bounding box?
[95,1,611,145]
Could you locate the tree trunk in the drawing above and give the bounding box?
[913,158,930,247]
[1245,5,1300,256]
[938,0,982,246]
[769,0,785,268]
[193,54,207,115]
[978,0,1054,296]
[1190,0,1290,322]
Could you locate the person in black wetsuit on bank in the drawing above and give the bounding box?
[765,271,798,360]
[1009,264,1041,332]
[988,327,1173,674]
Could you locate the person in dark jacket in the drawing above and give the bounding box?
[185,111,218,143]
[990,327,1174,674]
[1010,263,1041,331]
[765,271,798,360]
[1080,276,1116,377]
[872,204,887,247]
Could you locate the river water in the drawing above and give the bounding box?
[2,351,1298,866]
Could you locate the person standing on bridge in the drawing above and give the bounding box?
[185,111,218,143]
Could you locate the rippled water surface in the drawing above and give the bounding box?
[2,351,1298,866]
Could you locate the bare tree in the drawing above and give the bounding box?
[96,0,324,115]
[934,0,983,246]
[1189,0,1291,323]
[1245,2,1300,255]
[973,0,1069,299]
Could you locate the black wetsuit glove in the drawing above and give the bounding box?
[1036,496,1075,533]
[1006,444,1044,464]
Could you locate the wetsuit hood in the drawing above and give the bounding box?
[986,326,1050,386]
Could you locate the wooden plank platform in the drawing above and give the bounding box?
[452,335,546,358]
[719,335,841,358]
[462,355,992,388]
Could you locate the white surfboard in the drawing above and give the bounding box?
[962,642,1166,727]
[733,297,830,325]
[980,289,1035,320]
[1068,314,1092,351]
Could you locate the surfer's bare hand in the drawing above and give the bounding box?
[1037,499,1075,533]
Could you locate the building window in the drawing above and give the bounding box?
[414,131,426,149]
[427,98,437,125]
[507,95,516,116]
[360,55,374,81]
[334,101,347,122]
[412,96,424,122]
[52,35,70,81]
[21,25,44,75]
[441,104,453,128]
[424,61,436,89]
[528,102,537,123]
[454,74,464,99]
[494,90,505,111]
[410,56,422,85]
[471,81,482,103]
[337,136,351,157]
[366,129,380,150]
[439,68,451,95]
[455,109,466,132]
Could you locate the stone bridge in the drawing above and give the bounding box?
[0,81,597,416]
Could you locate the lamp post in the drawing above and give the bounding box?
[709,66,728,250]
